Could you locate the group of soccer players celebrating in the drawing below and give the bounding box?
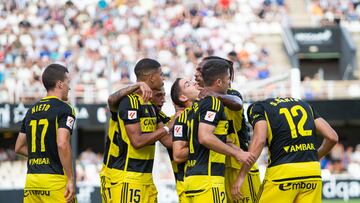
[15,56,339,203]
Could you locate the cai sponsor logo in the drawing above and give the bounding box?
[279,182,317,191]
[24,190,50,197]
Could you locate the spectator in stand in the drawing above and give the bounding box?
[79,147,98,165]
[0,0,281,104]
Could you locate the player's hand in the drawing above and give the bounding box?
[235,150,256,166]
[64,179,75,203]
[137,82,152,103]
[231,175,245,201]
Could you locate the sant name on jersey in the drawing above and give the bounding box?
[269,97,299,107]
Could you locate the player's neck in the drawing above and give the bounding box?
[46,90,62,100]
[204,86,220,95]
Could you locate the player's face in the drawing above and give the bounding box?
[195,61,205,88]
[151,68,165,91]
[179,79,200,101]
[152,88,165,110]
[61,73,70,101]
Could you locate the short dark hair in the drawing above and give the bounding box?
[170,78,186,108]
[202,56,234,81]
[201,59,230,86]
[134,58,161,80]
[42,63,69,91]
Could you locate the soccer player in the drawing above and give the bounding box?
[232,97,339,203]
[100,81,152,203]
[15,64,76,203]
[179,59,255,203]
[114,58,173,202]
[196,56,261,203]
[170,78,201,203]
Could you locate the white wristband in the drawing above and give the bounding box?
[163,126,170,134]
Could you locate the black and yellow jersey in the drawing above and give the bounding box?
[172,107,193,182]
[224,88,253,169]
[247,97,321,183]
[157,110,185,182]
[20,96,76,190]
[99,110,125,183]
[184,96,229,194]
[117,93,160,184]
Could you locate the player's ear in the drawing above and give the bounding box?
[57,80,63,89]
[215,78,222,87]
[179,94,188,103]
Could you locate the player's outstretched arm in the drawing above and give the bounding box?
[108,82,152,112]
[15,132,28,157]
[125,123,169,149]
[232,120,267,201]
[198,123,254,165]
[315,118,338,159]
[198,89,243,111]
[216,93,243,111]
[173,140,189,163]
[57,128,75,203]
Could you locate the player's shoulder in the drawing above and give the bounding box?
[199,96,222,111]
[120,93,139,109]
[176,106,192,124]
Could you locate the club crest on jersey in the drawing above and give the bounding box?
[66,116,74,129]
[205,111,216,122]
[174,125,183,137]
[128,110,137,120]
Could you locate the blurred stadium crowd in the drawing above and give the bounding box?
[0,0,290,104]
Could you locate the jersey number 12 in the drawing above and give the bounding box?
[279,105,312,139]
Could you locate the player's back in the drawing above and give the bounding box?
[248,97,321,182]
[22,96,75,190]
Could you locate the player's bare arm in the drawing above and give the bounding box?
[173,140,189,163]
[198,122,255,165]
[108,82,152,112]
[198,89,243,111]
[15,132,28,157]
[315,118,339,159]
[57,128,75,203]
[125,123,169,149]
[231,120,267,201]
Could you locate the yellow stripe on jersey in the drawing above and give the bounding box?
[25,174,67,190]
[212,96,215,111]
[265,161,321,183]
[188,119,195,154]
[217,98,220,111]
[264,112,273,145]
[128,95,134,109]
[264,111,273,165]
